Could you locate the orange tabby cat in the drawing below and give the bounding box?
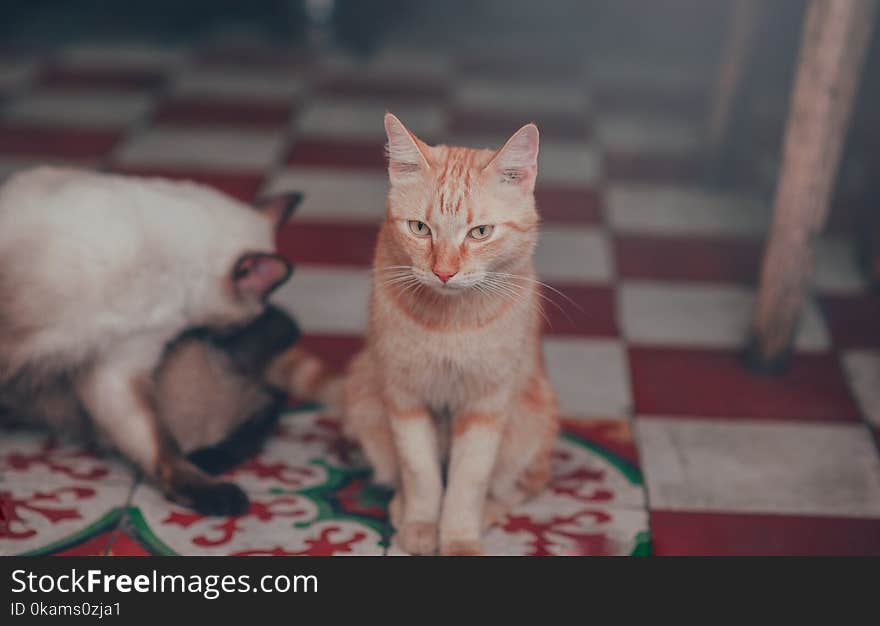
[340,113,559,555]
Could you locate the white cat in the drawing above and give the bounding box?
[0,167,298,514]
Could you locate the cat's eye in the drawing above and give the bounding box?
[468,225,494,240]
[408,220,431,237]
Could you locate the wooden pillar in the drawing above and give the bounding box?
[747,0,878,372]
[705,0,763,162]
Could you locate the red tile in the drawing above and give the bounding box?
[105,530,152,556]
[542,283,618,337]
[37,65,165,90]
[594,87,707,117]
[317,75,445,100]
[450,110,590,141]
[651,510,880,555]
[535,186,603,225]
[629,347,861,422]
[278,220,377,267]
[109,165,264,203]
[0,124,121,159]
[561,418,640,468]
[151,98,295,128]
[821,293,880,349]
[605,152,700,183]
[614,234,763,283]
[297,334,363,373]
[286,138,386,170]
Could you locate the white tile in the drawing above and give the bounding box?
[535,226,612,283]
[2,88,155,128]
[321,48,452,83]
[538,140,602,186]
[57,43,189,70]
[814,236,867,293]
[113,126,285,171]
[445,131,514,150]
[842,349,880,429]
[171,67,305,102]
[0,59,38,93]
[296,97,446,141]
[636,417,880,518]
[607,184,770,237]
[453,78,590,117]
[596,114,700,155]
[372,47,453,79]
[262,168,388,223]
[543,338,631,417]
[272,267,371,334]
[619,281,830,351]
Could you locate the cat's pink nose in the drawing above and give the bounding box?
[433,270,457,283]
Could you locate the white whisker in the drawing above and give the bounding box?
[483,273,561,327]
[488,272,584,312]
[485,271,581,325]
[485,278,551,327]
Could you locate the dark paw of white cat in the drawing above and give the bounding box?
[187,482,250,517]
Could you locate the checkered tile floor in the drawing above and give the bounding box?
[1,39,879,556]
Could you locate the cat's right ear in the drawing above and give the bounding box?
[484,123,539,191]
[254,191,303,231]
[384,112,432,184]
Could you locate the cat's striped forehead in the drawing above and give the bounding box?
[430,145,493,218]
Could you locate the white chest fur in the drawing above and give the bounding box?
[374,289,538,414]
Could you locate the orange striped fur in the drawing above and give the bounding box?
[339,113,559,556]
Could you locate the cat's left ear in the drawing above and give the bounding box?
[484,123,539,190]
[232,253,292,301]
[385,112,432,184]
[254,191,303,231]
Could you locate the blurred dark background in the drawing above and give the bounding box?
[1,0,879,258]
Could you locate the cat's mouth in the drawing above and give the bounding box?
[398,268,485,296]
[433,282,467,295]
[425,275,483,296]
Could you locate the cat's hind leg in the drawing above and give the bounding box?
[77,348,250,516]
[488,374,559,520]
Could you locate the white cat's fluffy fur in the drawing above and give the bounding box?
[0,167,293,514]
[0,167,274,367]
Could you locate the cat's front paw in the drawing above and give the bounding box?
[395,521,438,555]
[439,537,484,556]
